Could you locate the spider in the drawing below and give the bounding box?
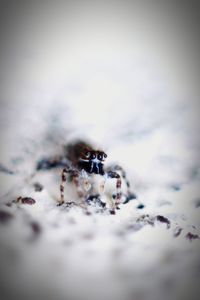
[37,140,139,214]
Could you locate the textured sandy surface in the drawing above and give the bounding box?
[0,2,200,300]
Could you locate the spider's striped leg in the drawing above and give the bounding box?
[59,168,78,205]
[109,165,137,203]
[116,175,122,207]
[73,170,93,211]
[60,167,92,210]
[59,168,68,205]
[109,165,145,209]
[107,195,116,214]
[73,173,85,198]
[106,171,122,214]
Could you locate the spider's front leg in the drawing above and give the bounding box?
[104,171,122,214]
[59,167,78,205]
[59,168,92,206]
[108,164,145,209]
[107,165,137,203]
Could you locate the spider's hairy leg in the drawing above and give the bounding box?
[113,165,132,192]
[106,171,122,213]
[73,173,84,198]
[59,168,78,205]
[109,165,145,209]
[116,175,122,207]
[109,165,137,203]
[107,195,116,214]
[59,168,68,205]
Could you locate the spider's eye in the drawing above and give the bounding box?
[85,151,90,158]
[103,153,107,158]
[91,153,96,159]
[98,154,102,160]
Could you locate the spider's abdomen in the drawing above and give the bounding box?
[65,140,93,165]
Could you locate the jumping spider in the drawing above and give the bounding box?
[37,140,138,214]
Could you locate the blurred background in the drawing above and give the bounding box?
[0,0,200,180]
[0,0,200,147]
[0,1,200,300]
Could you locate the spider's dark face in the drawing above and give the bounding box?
[79,149,107,174]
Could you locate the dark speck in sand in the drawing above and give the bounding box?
[123,193,137,204]
[194,198,200,208]
[33,182,44,192]
[30,221,42,236]
[0,210,13,224]
[18,197,36,205]
[137,204,145,209]
[173,226,182,237]
[170,184,181,191]
[156,215,171,229]
[186,232,199,241]
[0,163,15,175]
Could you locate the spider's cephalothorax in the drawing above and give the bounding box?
[65,140,107,175]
